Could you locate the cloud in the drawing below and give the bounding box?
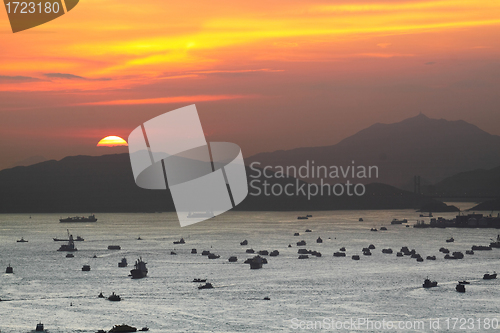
[190,69,284,77]
[77,94,255,106]
[377,43,391,48]
[44,73,87,80]
[44,73,111,81]
[0,75,41,82]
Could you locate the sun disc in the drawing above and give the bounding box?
[97,135,128,147]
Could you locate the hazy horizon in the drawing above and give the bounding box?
[1,112,499,171]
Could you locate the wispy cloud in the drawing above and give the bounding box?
[77,94,254,106]
[44,73,111,81]
[44,73,87,80]
[0,75,41,82]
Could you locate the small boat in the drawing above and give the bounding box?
[490,234,500,248]
[118,258,128,267]
[380,227,387,230]
[359,218,363,221]
[352,255,360,260]
[339,247,346,251]
[98,292,105,298]
[362,250,371,256]
[298,254,309,259]
[458,281,470,284]
[207,253,220,259]
[240,240,248,246]
[96,330,106,333]
[370,228,377,232]
[439,247,450,253]
[382,248,393,254]
[137,236,142,240]
[446,237,454,243]
[391,219,407,224]
[297,216,308,220]
[16,237,28,243]
[248,255,265,269]
[108,292,121,301]
[397,252,403,257]
[368,244,375,249]
[269,250,279,257]
[187,211,214,219]
[426,256,436,260]
[333,252,346,257]
[263,296,271,300]
[258,250,269,256]
[191,249,197,254]
[305,229,312,232]
[130,258,148,279]
[423,278,438,288]
[36,322,44,331]
[170,251,177,255]
[108,245,121,250]
[293,233,300,236]
[57,232,78,252]
[60,214,97,223]
[173,238,185,244]
[296,240,306,246]
[466,250,474,255]
[82,265,91,271]
[5,264,13,274]
[316,237,323,243]
[193,278,207,283]
[109,324,136,332]
[66,253,74,258]
[198,282,214,289]
[483,272,497,280]
[456,284,465,292]
[473,244,492,251]
[227,255,237,262]
[306,215,312,218]
[140,328,149,331]
[202,250,211,255]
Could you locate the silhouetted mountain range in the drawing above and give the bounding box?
[8,155,47,169]
[426,165,500,198]
[423,165,500,211]
[0,153,453,213]
[246,114,500,189]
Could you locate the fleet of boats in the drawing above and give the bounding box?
[7,213,500,331]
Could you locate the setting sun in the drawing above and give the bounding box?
[97,136,128,147]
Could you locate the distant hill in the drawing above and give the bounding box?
[246,114,500,189]
[7,155,47,169]
[0,153,454,213]
[425,165,500,198]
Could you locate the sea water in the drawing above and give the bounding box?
[1,206,500,332]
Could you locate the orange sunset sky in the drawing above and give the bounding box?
[1,0,500,169]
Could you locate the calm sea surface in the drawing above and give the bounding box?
[1,205,500,332]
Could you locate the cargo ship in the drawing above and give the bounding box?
[130,258,148,279]
[59,214,97,223]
